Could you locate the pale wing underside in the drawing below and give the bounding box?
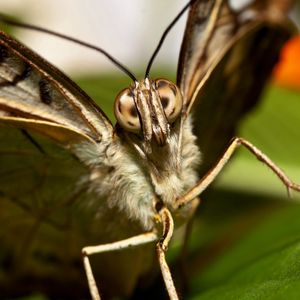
[0,30,113,142]
[177,0,294,175]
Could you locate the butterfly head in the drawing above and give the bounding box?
[114,77,183,147]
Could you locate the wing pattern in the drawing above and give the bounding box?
[178,0,294,175]
[0,30,113,142]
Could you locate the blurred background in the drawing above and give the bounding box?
[0,0,192,75]
[0,0,298,76]
[0,1,300,299]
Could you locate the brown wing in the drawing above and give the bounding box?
[177,0,295,176]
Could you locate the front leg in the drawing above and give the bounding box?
[82,232,158,300]
[176,137,300,209]
[156,205,179,300]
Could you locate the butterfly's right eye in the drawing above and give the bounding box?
[114,88,141,132]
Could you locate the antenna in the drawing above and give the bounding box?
[0,14,138,82]
[145,0,196,78]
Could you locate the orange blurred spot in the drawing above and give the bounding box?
[273,35,300,89]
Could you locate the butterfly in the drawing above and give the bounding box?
[0,0,299,299]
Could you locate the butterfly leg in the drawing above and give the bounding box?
[156,205,179,300]
[176,137,300,208]
[82,232,158,300]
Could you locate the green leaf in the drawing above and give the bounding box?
[184,84,300,299]
[189,199,300,300]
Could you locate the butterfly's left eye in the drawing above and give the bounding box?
[114,88,141,132]
[155,79,183,123]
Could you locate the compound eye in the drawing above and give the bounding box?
[155,79,183,123]
[114,88,141,132]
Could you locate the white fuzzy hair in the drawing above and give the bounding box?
[74,115,201,230]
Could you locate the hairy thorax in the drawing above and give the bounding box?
[76,115,201,231]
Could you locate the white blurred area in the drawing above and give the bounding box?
[0,0,191,76]
[0,0,297,77]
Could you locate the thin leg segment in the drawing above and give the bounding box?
[156,206,179,300]
[176,137,300,208]
[82,232,158,300]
